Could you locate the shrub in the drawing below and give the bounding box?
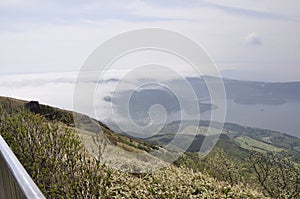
[249,151,300,199]
[0,106,268,198]
[0,107,110,198]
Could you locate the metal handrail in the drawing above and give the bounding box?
[0,135,46,199]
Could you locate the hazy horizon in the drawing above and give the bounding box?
[1,1,300,138]
[1,0,300,81]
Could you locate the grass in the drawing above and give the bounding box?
[0,97,270,198]
[235,136,283,153]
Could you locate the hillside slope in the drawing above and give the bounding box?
[0,96,269,198]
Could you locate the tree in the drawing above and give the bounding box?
[205,149,245,186]
[249,151,300,199]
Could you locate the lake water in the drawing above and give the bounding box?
[201,99,300,138]
[1,73,299,138]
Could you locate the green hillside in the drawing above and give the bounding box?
[235,136,283,153]
[1,96,299,198]
[138,120,300,163]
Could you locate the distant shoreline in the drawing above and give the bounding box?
[233,97,286,105]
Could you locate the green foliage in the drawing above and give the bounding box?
[174,152,204,172]
[25,101,74,126]
[175,147,300,198]
[106,166,266,198]
[204,149,246,186]
[174,140,255,186]
[235,136,283,153]
[223,123,300,162]
[249,151,300,199]
[0,107,110,198]
[0,101,268,198]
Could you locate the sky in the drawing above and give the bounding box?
[0,0,300,81]
[1,0,300,137]
[1,0,300,105]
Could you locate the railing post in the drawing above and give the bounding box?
[0,135,46,199]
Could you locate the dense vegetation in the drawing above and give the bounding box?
[0,99,268,198]
[0,108,110,198]
[174,148,300,199]
[1,97,300,198]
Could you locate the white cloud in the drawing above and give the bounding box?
[0,0,26,6]
[206,0,300,21]
[0,73,75,110]
[127,1,221,21]
[0,0,300,82]
[245,32,262,46]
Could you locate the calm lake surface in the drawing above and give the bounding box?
[201,99,300,138]
[1,73,299,138]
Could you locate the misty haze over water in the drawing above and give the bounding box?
[1,72,300,138]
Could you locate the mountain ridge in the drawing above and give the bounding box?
[0,95,274,198]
